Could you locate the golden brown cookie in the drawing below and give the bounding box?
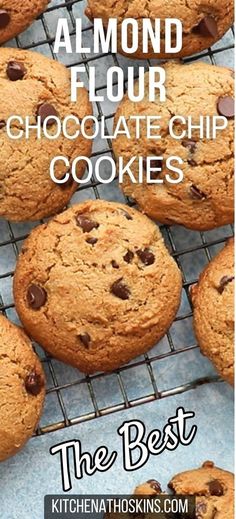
[85,0,234,59]
[13,200,182,373]
[107,479,165,519]
[0,1,49,44]
[113,61,234,231]
[134,479,162,496]
[192,239,234,386]
[0,47,92,222]
[0,314,45,462]
[169,461,234,519]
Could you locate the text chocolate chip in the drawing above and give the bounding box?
[111,278,131,300]
[27,284,47,310]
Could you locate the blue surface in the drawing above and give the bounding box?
[0,2,234,518]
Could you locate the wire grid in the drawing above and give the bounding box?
[0,0,234,436]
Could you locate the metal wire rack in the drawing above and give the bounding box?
[0,0,234,437]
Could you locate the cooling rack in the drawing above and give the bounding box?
[0,0,234,437]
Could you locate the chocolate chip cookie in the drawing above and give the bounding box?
[113,61,234,231]
[13,200,182,373]
[0,1,49,44]
[0,47,92,222]
[0,314,45,462]
[134,479,162,496]
[85,0,234,59]
[107,480,164,519]
[191,239,234,386]
[169,461,234,519]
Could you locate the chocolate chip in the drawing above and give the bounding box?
[137,248,155,266]
[217,96,234,119]
[79,333,91,348]
[25,371,43,396]
[203,461,215,468]
[58,172,74,189]
[111,260,119,269]
[27,284,47,310]
[123,250,134,263]
[0,120,5,129]
[147,480,162,493]
[195,16,218,38]
[0,10,10,29]
[121,210,133,221]
[37,103,58,126]
[196,502,207,518]
[218,275,234,294]
[7,61,26,81]
[111,278,130,300]
[183,140,197,166]
[182,139,197,154]
[190,185,206,200]
[86,237,98,245]
[188,158,197,166]
[168,481,175,492]
[208,480,224,496]
[76,215,99,233]
[150,158,163,170]
[143,157,163,172]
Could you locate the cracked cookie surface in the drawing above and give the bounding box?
[169,461,234,519]
[113,61,234,231]
[0,1,49,44]
[0,47,92,222]
[13,199,182,373]
[85,0,234,59]
[0,314,45,462]
[192,239,234,385]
